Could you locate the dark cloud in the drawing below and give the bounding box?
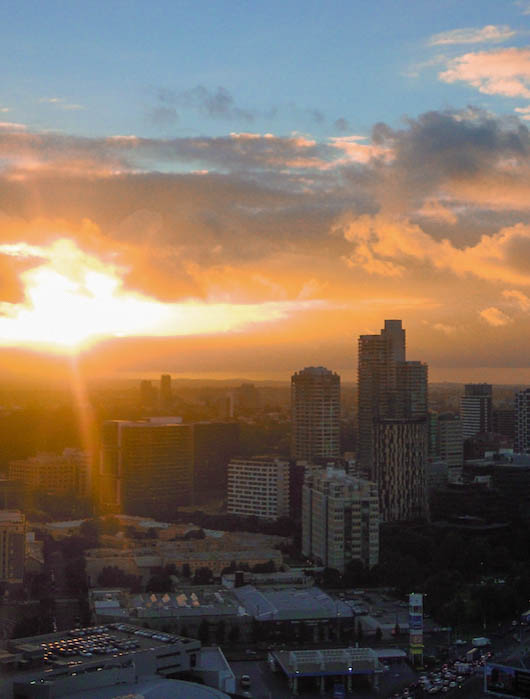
[334,117,351,132]
[150,85,255,122]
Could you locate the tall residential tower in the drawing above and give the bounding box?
[357,320,428,521]
[291,366,340,461]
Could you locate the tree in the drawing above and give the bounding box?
[356,621,363,641]
[215,620,226,644]
[97,565,141,591]
[193,567,213,585]
[228,624,240,643]
[79,519,100,544]
[251,560,276,574]
[198,619,210,645]
[146,569,172,593]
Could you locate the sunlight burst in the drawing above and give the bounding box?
[0,238,320,351]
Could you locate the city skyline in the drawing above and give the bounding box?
[2,3,530,383]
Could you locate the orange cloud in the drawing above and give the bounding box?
[439,48,530,98]
[428,25,516,46]
[502,288,530,310]
[479,307,512,326]
[338,214,530,286]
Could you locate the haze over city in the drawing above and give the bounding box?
[2,1,530,381]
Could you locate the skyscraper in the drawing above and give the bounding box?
[0,511,25,584]
[357,319,428,521]
[515,388,530,454]
[99,417,193,516]
[160,374,172,410]
[460,383,492,439]
[291,366,340,460]
[437,413,463,467]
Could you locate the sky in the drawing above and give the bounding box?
[2,1,530,381]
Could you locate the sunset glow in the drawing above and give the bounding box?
[0,238,323,351]
[0,1,528,380]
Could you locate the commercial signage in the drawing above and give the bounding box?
[409,593,424,664]
[485,663,530,697]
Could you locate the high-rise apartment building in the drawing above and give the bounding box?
[302,467,379,572]
[227,456,290,520]
[160,374,172,409]
[0,510,25,584]
[291,366,340,460]
[460,383,492,439]
[140,380,157,407]
[396,360,428,418]
[357,320,428,521]
[373,418,428,521]
[515,388,530,454]
[492,408,515,438]
[192,422,240,503]
[99,417,193,516]
[437,413,463,467]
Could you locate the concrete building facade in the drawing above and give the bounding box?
[515,388,530,454]
[373,419,428,522]
[460,383,492,439]
[358,320,429,521]
[302,467,379,572]
[227,456,290,520]
[99,418,193,516]
[437,413,464,467]
[0,510,25,584]
[9,449,90,498]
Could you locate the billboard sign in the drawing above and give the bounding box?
[485,663,530,697]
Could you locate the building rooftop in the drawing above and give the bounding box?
[273,647,382,678]
[128,588,245,618]
[0,510,24,523]
[10,623,199,669]
[67,677,230,698]
[232,585,354,621]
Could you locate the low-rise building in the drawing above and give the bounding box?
[9,449,90,498]
[0,623,235,699]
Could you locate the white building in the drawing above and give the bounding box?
[227,456,290,520]
[460,383,492,439]
[302,467,379,572]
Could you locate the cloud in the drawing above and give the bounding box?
[0,236,329,350]
[39,97,85,110]
[337,214,530,286]
[334,118,351,132]
[515,105,530,120]
[439,48,530,98]
[328,135,394,165]
[416,199,457,224]
[433,323,457,334]
[479,306,512,326]
[515,1,530,16]
[502,288,530,309]
[149,85,255,123]
[428,25,516,46]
